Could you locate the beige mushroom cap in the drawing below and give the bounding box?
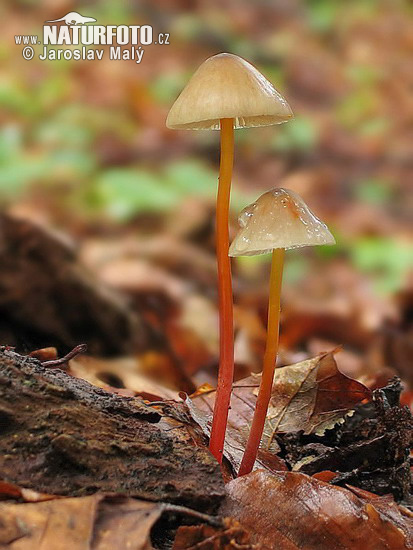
[229,188,336,256]
[166,53,293,130]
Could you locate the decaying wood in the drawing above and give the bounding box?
[0,215,147,355]
[0,348,225,513]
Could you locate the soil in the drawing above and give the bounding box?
[279,379,413,501]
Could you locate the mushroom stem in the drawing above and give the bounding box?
[209,118,235,463]
[238,247,285,476]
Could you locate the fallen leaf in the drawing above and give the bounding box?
[0,494,100,549]
[262,350,371,437]
[28,347,58,362]
[0,480,58,503]
[222,470,413,550]
[280,259,396,350]
[175,394,287,477]
[194,352,371,456]
[69,355,179,401]
[92,497,164,550]
[81,235,217,297]
[311,470,338,483]
[345,485,413,539]
[0,493,230,550]
[190,383,216,399]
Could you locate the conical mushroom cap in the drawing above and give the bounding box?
[229,188,335,256]
[166,53,293,130]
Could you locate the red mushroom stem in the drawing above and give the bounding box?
[238,247,285,476]
[209,118,235,463]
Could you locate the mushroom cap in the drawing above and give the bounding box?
[229,188,336,256]
[166,53,293,130]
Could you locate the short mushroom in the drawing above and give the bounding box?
[167,53,293,463]
[230,187,336,476]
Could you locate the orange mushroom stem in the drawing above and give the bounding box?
[209,118,235,462]
[238,248,284,476]
[230,188,336,475]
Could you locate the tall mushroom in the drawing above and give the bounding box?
[230,187,336,476]
[167,53,293,463]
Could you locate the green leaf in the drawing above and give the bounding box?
[273,117,318,152]
[350,238,413,294]
[150,73,187,105]
[307,0,339,32]
[164,160,217,197]
[94,169,178,221]
[353,179,393,205]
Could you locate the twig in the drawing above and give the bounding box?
[42,344,87,369]
[161,503,223,528]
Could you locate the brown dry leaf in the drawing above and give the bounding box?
[180,394,287,477]
[263,351,371,438]
[28,347,58,362]
[94,255,188,302]
[0,493,229,550]
[194,352,371,458]
[222,470,413,550]
[190,383,216,399]
[0,494,163,550]
[92,498,164,550]
[81,235,217,296]
[0,494,100,549]
[233,307,267,372]
[82,236,218,380]
[346,484,413,527]
[0,480,58,503]
[280,260,396,351]
[69,355,179,401]
[165,319,215,378]
[139,350,196,394]
[173,517,259,550]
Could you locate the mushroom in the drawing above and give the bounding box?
[167,53,293,463]
[230,188,336,476]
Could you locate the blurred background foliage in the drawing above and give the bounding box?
[0,0,412,297]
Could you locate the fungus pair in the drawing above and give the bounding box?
[167,54,335,474]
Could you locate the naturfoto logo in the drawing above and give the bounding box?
[45,12,97,25]
[15,11,170,63]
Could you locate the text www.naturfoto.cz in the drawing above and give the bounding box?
[15,36,39,45]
